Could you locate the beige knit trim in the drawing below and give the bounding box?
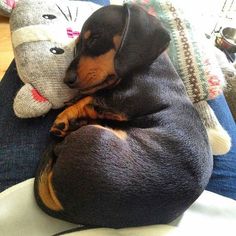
[12,24,75,48]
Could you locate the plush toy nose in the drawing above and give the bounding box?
[64,70,77,88]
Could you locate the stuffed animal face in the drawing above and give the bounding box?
[9,0,100,118]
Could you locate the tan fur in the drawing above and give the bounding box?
[38,162,63,211]
[83,30,91,40]
[51,96,127,137]
[91,125,127,140]
[77,49,116,90]
[113,35,122,50]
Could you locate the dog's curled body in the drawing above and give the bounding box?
[35,52,213,227]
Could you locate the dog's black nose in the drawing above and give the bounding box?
[64,71,77,88]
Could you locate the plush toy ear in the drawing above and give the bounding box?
[0,0,17,16]
[114,4,171,77]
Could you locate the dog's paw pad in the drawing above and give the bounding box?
[55,122,66,131]
[50,127,66,138]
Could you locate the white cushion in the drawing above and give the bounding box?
[0,179,236,236]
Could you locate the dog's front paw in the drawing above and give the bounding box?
[50,116,70,138]
[51,116,90,138]
[50,107,80,137]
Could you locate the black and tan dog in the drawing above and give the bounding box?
[34,4,213,228]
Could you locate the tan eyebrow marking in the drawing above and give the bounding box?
[83,30,91,40]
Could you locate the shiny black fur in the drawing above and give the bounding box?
[34,4,213,228]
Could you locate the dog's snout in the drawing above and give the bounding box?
[64,70,78,88]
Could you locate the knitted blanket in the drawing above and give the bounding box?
[128,0,225,103]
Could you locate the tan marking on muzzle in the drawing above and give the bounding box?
[77,49,117,89]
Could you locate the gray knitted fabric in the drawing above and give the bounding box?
[9,0,101,118]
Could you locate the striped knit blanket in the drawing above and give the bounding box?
[128,0,225,103]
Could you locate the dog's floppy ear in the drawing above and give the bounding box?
[115,4,171,77]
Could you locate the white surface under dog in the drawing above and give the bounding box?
[0,179,235,236]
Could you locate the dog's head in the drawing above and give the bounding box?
[64,4,170,94]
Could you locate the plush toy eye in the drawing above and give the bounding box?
[42,14,57,20]
[50,47,64,54]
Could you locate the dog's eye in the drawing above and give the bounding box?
[50,47,64,54]
[42,14,57,20]
[87,34,100,48]
[73,47,77,56]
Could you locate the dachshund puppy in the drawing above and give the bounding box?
[34,4,213,228]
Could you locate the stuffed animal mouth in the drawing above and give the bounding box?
[31,88,49,103]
